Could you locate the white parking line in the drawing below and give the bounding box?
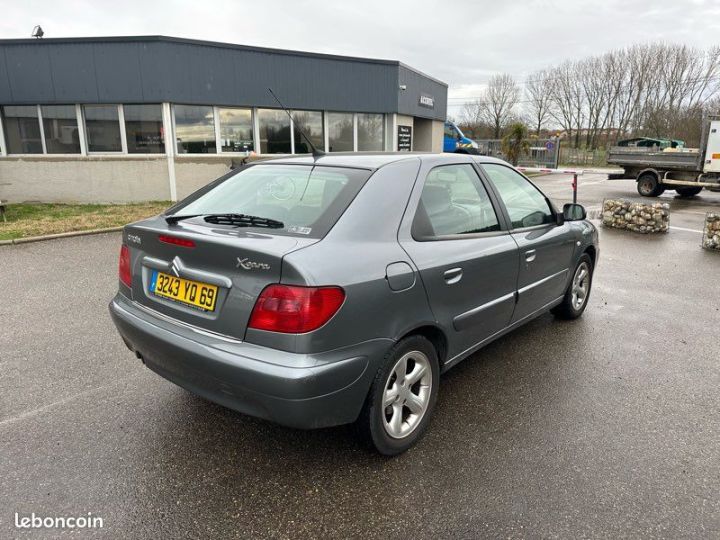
[670,226,704,234]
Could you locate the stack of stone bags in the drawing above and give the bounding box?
[702,213,720,250]
[602,199,670,234]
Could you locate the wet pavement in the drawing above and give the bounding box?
[1,176,719,538]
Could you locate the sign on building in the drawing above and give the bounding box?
[398,125,412,151]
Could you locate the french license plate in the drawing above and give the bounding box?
[150,270,218,311]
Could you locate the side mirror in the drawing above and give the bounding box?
[562,203,587,221]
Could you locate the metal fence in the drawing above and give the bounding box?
[476,138,560,168]
[558,147,608,167]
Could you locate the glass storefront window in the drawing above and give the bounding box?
[357,113,384,151]
[41,105,80,154]
[84,105,122,152]
[174,105,216,154]
[292,110,324,153]
[125,104,164,153]
[2,105,43,154]
[258,109,291,154]
[218,107,254,153]
[327,112,354,152]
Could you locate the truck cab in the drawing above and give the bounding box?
[444,121,479,154]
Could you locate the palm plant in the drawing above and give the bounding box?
[501,123,530,166]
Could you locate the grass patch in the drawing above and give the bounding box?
[0,202,171,241]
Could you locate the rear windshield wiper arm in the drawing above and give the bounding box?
[164,213,284,229]
[164,213,203,224]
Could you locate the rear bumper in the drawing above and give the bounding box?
[109,294,392,429]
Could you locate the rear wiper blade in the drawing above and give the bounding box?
[203,213,284,229]
[164,213,284,229]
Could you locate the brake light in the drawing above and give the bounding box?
[119,245,132,287]
[158,234,195,248]
[248,285,345,333]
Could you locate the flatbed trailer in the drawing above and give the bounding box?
[606,115,720,197]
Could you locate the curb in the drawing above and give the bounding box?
[0,226,123,246]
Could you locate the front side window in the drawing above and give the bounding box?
[481,163,554,229]
[41,105,80,154]
[2,105,42,154]
[84,105,122,152]
[125,104,164,153]
[327,112,353,152]
[257,109,290,154]
[413,164,500,238]
[444,123,456,139]
[219,107,253,153]
[357,113,384,151]
[174,105,215,154]
[293,110,324,153]
[174,165,371,238]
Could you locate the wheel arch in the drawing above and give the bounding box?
[636,168,660,182]
[397,324,449,365]
[583,245,597,267]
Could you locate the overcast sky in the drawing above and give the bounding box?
[2,0,719,118]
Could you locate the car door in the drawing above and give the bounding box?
[399,162,520,360]
[480,163,576,323]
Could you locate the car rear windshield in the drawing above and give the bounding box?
[172,164,372,238]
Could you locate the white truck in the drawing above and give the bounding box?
[607,115,720,197]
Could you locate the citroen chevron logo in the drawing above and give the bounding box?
[170,258,181,277]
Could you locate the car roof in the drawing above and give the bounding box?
[255,153,510,170]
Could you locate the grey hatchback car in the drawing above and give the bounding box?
[110,153,598,454]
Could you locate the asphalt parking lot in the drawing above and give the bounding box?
[1,174,719,539]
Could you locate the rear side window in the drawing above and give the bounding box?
[175,164,371,238]
[481,163,555,229]
[413,164,500,239]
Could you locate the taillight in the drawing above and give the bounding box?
[248,285,345,333]
[119,245,132,287]
[158,234,195,248]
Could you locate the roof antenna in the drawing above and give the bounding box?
[267,88,324,160]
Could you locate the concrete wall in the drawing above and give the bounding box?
[0,156,171,203]
[0,155,242,203]
[174,156,233,199]
[414,119,444,153]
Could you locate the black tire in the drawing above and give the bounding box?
[637,173,664,197]
[675,186,702,197]
[552,254,593,320]
[358,335,440,455]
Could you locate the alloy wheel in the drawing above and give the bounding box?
[382,351,433,439]
[571,262,590,310]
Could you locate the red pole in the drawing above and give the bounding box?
[572,173,578,204]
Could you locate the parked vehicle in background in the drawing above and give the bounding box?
[607,115,720,197]
[109,153,598,455]
[444,121,479,154]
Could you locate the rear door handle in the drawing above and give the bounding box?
[443,267,463,284]
[525,249,537,262]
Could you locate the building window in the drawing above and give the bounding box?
[84,105,122,152]
[41,105,81,154]
[357,113,384,151]
[218,107,253,153]
[124,104,164,154]
[258,109,291,154]
[293,111,324,153]
[327,112,354,152]
[2,105,43,154]
[174,105,216,154]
